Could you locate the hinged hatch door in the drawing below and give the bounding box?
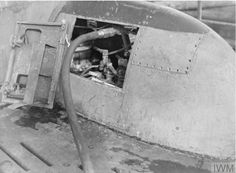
[1,21,68,108]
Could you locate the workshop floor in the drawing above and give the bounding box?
[0,105,213,173]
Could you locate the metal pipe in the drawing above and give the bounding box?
[81,65,99,77]
[121,32,130,56]
[61,28,120,173]
[197,1,202,20]
[201,19,236,27]
[108,42,134,56]
[112,26,131,56]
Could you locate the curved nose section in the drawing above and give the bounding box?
[122,26,235,159]
[188,31,235,158]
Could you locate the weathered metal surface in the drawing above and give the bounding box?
[1,21,68,108]
[0,1,234,160]
[121,28,235,158]
[55,1,236,49]
[0,1,59,85]
[53,2,235,159]
[68,25,235,159]
[0,1,233,84]
[130,27,204,74]
[59,1,209,34]
[70,74,125,130]
[24,42,46,104]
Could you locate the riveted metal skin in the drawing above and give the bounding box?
[56,2,234,159]
[68,25,235,159]
[120,28,235,159]
[0,1,234,160]
[130,27,206,74]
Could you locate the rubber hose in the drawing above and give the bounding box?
[61,28,119,173]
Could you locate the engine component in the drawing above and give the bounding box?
[116,55,128,88]
[70,22,134,88]
[74,43,91,60]
[71,59,92,73]
[71,43,92,73]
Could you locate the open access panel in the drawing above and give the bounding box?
[1,21,68,108]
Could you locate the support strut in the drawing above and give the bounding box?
[61,28,120,173]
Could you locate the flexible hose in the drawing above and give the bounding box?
[61,28,119,173]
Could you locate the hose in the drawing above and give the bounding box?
[61,28,119,173]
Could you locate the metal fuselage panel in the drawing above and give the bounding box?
[60,2,235,158]
[121,27,235,158]
[59,1,209,34]
[0,1,235,159]
[69,25,235,159]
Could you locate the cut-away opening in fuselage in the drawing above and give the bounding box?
[70,17,139,88]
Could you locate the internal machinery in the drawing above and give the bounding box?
[70,19,138,88]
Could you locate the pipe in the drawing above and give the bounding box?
[197,0,202,20]
[108,42,134,56]
[112,26,131,57]
[120,32,130,56]
[81,65,99,77]
[61,28,119,173]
